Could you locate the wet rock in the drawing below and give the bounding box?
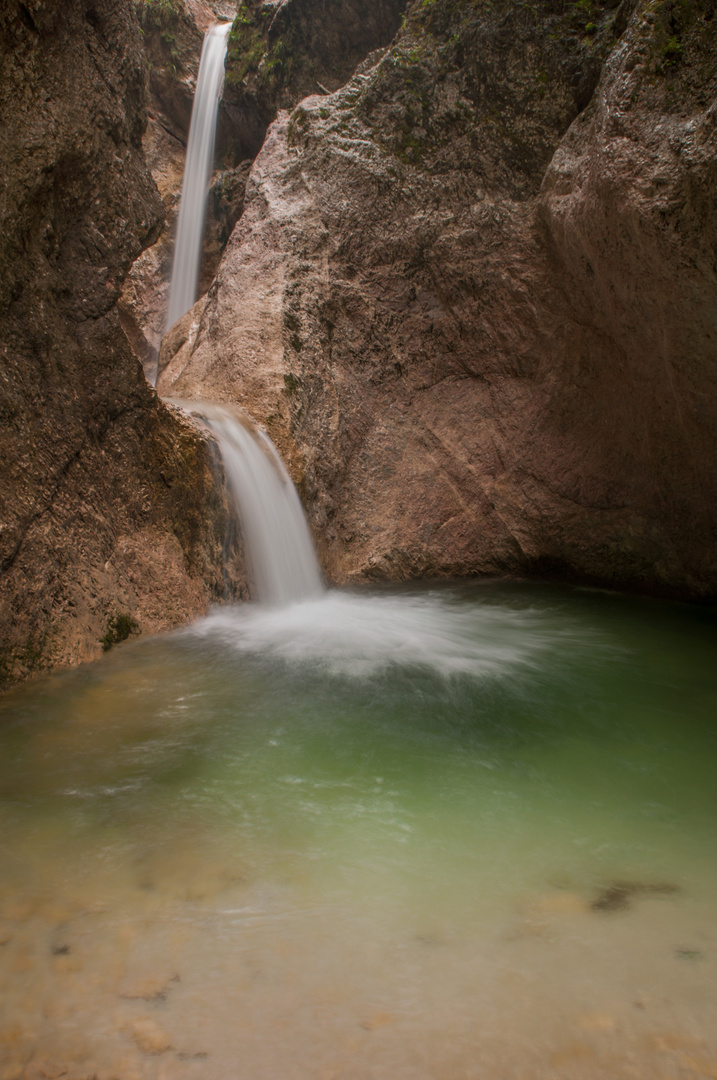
[122,0,407,376]
[591,885,632,913]
[202,161,254,294]
[123,1017,173,1055]
[676,947,706,961]
[135,0,205,143]
[117,0,248,380]
[119,973,179,1002]
[591,881,679,913]
[118,122,253,384]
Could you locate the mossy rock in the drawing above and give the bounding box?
[135,0,185,39]
[101,613,140,652]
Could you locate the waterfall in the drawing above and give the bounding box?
[166,22,232,331]
[176,401,324,606]
[163,28,321,608]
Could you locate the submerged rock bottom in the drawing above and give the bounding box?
[0,861,714,1080]
[0,582,715,1078]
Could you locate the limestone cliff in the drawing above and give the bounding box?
[219,0,408,161]
[0,0,243,687]
[159,0,717,599]
[120,0,409,379]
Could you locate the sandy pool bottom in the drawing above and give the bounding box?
[0,583,715,1079]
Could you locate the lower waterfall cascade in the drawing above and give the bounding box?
[174,400,324,606]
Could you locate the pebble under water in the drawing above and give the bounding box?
[0,581,716,1080]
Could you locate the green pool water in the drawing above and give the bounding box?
[0,581,715,1080]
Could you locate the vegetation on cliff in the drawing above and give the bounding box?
[220,0,408,160]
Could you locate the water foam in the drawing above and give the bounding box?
[189,590,565,679]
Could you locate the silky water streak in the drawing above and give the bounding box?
[166,22,231,330]
[178,402,324,606]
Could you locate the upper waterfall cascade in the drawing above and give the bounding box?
[176,402,324,607]
[166,21,231,331]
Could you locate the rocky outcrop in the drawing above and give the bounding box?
[219,0,408,162]
[159,0,717,599]
[0,0,245,688]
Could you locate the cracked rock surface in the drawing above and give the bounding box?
[0,0,244,686]
[159,0,717,598]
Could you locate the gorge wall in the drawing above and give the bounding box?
[119,0,408,381]
[159,0,717,599]
[0,0,244,687]
[2,0,716,688]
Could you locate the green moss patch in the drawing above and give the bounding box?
[101,613,140,652]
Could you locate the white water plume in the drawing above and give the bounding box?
[173,405,581,678]
[166,22,231,331]
[190,590,571,679]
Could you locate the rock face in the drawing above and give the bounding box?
[0,0,244,687]
[219,0,408,162]
[121,0,408,380]
[159,0,717,599]
[137,0,237,142]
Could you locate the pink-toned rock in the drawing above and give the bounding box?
[159,0,717,599]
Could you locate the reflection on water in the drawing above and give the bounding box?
[0,581,716,1079]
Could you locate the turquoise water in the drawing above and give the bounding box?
[0,582,716,1079]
